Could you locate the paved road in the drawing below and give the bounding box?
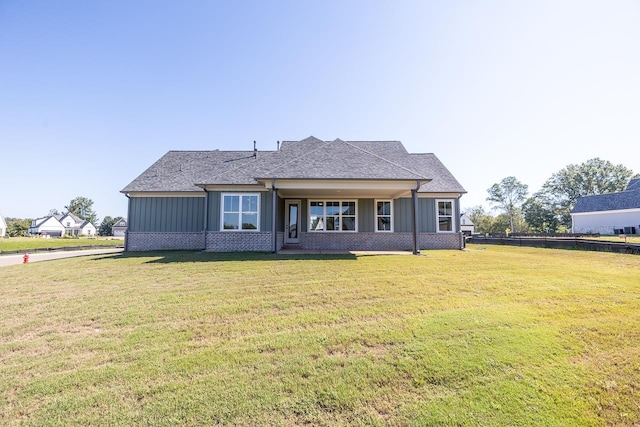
[0,248,124,267]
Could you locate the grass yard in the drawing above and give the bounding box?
[0,245,638,426]
[0,237,122,252]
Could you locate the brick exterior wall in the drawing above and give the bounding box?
[297,232,462,251]
[126,232,205,251]
[206,231,273,252]
[126,231,462,252]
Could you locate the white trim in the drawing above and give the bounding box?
[374,199,394,232]
[270,180,423,191]
[418,192,463,198]
[307,199,358,233]
[126,192,206,198]
[204,185,269,192]
[436,199,456,233]
[220,193,261,232]
[571,208,640,216]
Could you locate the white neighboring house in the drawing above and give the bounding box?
[0,212,7,237]
[59,212,97,236]
[571,179,640,235]
[28,215,66,237]
[112,217,127,237]
[460,213,475,235]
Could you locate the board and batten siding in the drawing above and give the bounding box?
[206,191,273,232]
[393,198,437,233]
[129,197,205,232]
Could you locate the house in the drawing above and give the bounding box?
[460,213,475,235]
[571,178,640,235]
[59,212,97,236]
[0,212,7,237]
[112,217,127,237]
[121,136,466,253]
[28,215,66,237]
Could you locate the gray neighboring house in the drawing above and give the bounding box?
[571,178,640,235]
[121,136,467,253]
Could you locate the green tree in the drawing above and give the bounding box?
[537,158,635,229]
[486,177,529,232]
[6,218,31,237]
[65,196,99,225]
[98,216,117,236]
[465,206,494,234]
[522,192,560,233]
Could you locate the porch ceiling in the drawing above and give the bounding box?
[264,179,427,199]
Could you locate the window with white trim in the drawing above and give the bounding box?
[222,193,260,231]
[375,200,393,232]
[436,199,455,232]
[309,200,356,232]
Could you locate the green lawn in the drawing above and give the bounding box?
[0,245,638,426]
[0,237,122,252]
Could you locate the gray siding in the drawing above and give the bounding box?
[359,199,374,232]
[129,197,205,232]
[394,197,436,233]
[394,198,412,232]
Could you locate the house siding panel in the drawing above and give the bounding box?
[573,210,640,234]
[359,199,374,232]
[394,198,411,232]
[129,197,204,232]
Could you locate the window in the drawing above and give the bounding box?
[309,200,356,232]
[436,200,455,232]
[222,193,260,231]
[375,200,393,232]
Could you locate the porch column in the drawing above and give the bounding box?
[203,189,209,250]
[124,194,132,252]
[272,180,278,253]
[412,181,420,255]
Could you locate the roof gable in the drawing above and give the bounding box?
[259,139,427,181]
[626,178,640,191]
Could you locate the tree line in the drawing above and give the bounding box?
[4,196,122,237]
[467,158,638,234]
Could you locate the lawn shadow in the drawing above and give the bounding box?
[90,250,359,263]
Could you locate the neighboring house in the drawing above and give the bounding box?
[112,217,127,237]
[28,215,66,237]
[0,212,7,237]
[571,178,640,235]
[121,136,467,253]
[460,213,475,235]
[59,212,96,236]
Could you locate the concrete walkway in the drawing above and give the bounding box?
[0,247,124,267]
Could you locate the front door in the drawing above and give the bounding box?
[284,200,301,244]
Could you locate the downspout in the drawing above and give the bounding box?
[124,194,132,252]
[412,180,421,255]
[271,179,278,253]
[203,187,209,250]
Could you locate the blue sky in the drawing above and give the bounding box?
[1,1,639,220]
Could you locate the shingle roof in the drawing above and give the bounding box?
[626,178,640,191]
[572,181,640,213]
[122,136,466,194]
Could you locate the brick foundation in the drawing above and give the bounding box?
[297,232,462,251]
[206,231,273,252]
[126,231,462,252]
[126,232,205,251]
